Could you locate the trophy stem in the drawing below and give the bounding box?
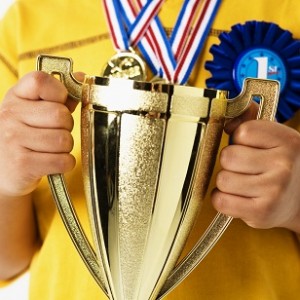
[157,213,232,298]
[48,174,112,298]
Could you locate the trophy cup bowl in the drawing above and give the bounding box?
[37,55,279,300]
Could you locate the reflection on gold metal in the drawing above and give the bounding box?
[37,54,279,300]
[226,77,279,120]
[102,51,147,81]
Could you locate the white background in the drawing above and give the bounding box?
[0,0,14,18]
[0,1,30,299]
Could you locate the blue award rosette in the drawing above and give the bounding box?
[205,21,300,122]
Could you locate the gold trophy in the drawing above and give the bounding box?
[37,55,279,300]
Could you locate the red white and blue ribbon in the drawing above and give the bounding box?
[137,0,177,80]
[103,0,221,84]
[170,0,201,61]
[128,0,164,47]
[172,0,221,84]
[116,0,162,76]
[102,0,163,75]
[135,0,221,84]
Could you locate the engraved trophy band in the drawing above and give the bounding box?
[37,55,279,300]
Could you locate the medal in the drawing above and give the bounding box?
[102,51,146,81]
[102,0,164,80]
[205,21,300,122]
[103,0,220,85]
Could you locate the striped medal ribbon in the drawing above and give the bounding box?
[132,0,221,84]
[102,0,163,80]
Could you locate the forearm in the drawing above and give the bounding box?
[0,193,39,280]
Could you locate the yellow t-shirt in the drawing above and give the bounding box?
[0,0,299,299]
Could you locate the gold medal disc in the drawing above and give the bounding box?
[102,51,146,81]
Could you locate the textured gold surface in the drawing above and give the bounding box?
[226,78,279,120]
[171,85,210,119]
[36,55,82,101]
[82,78,220,300]
[38,55,280,300]
[117,114,165,300]
[82,80,228,299]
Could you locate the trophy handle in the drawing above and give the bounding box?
[158,78,280,298]
[37,55,110,297]
[36,55,82,101]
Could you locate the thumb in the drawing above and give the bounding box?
[224,101,259,135]
[65,72,85,112]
